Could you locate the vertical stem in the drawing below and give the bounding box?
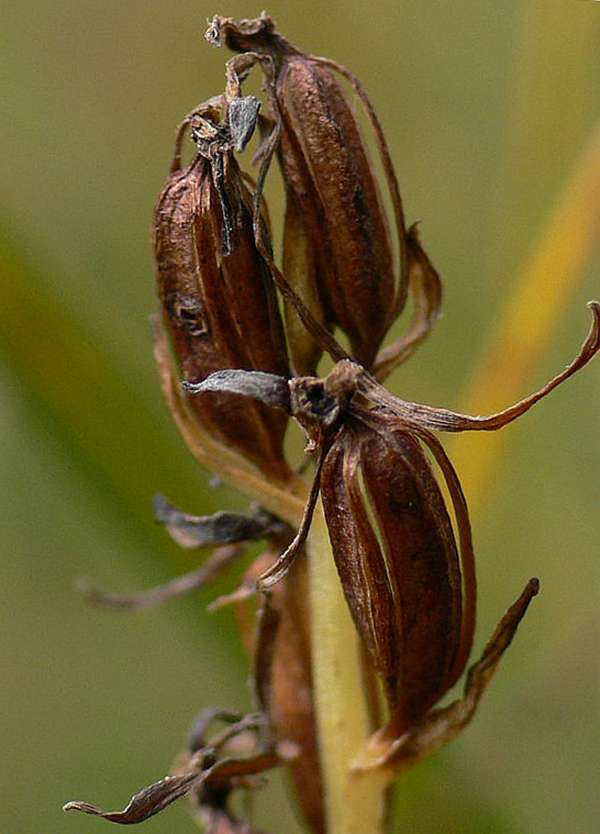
[306,499,389,834]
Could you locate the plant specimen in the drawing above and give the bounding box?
[64,13,599,834]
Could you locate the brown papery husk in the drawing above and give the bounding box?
[278,56,395,368]
[154,154,291,480]
[216,15,396,369]
[320,420,464,732]
[236,552,325,834]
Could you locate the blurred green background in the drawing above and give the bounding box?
[1,2,599,832]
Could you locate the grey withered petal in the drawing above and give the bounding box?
[154,494,285,548]
[63,768,208,824]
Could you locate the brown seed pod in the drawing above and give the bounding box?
[235,551,325,834]
[154,117,291,480]
[208,14,407,371]
[192,301,600,767]
[320,421,467,731]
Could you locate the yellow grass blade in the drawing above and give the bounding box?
[450,121,600,513]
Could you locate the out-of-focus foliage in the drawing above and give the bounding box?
[1,2,599,833]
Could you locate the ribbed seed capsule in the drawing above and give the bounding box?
[210,15,401,370]
[154,150,291,480]
[320,418,466,730]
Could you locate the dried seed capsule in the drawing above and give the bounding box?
[194,301,599,767]
[320,419,466,730]
[154,141,291,480]
[209,14,405,370]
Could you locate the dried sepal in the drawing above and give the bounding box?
[373,223,443,380]
[363,300,600,433]
[354,578,540,773]
[78,543,245,611]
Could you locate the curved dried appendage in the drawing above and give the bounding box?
[154,494,286,549]
[78,544,245,611]
[365,301,600,431]
[353,578,539,773]
[64,713,281,827]
[256,447,326,591]
[373,223,443,382]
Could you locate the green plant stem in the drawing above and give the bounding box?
[306,499,389,834]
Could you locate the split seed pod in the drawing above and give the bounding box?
[208,14,409,372]
[191,301,600,767]
[320,420,467,731]
[154,104,291,480]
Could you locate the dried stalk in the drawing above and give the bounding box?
[306,500,390,834]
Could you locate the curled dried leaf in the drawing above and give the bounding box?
[64,714,280,827]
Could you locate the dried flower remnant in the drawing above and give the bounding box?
[64,712,283,829]
[154,100,291,481]
[234,551,325,834]
[208,13,441,376]
[190,301,600,767]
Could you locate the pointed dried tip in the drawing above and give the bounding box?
[182,369,291,411]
